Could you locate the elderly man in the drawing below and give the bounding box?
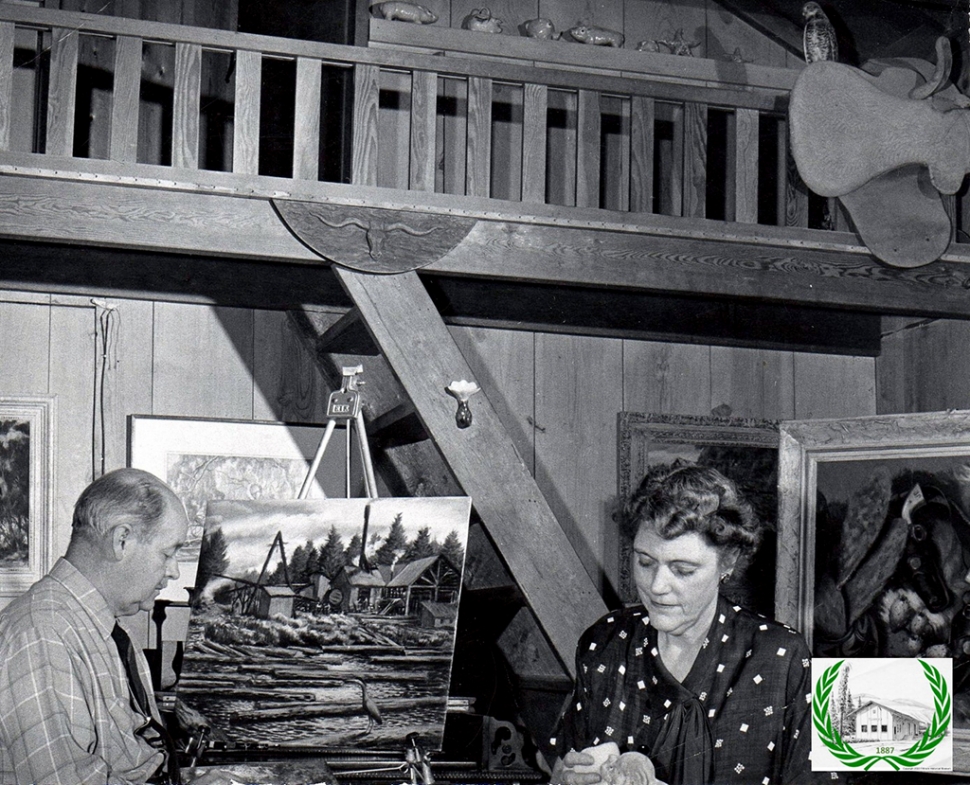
[0,468,189,785]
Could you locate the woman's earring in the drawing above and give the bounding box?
[720,571,733,583]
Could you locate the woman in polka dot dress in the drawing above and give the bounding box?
[550,465,815,785]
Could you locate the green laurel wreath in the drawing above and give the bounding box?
[813,659,951,771]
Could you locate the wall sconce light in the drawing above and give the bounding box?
[445,380,481,429]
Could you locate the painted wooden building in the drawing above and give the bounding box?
[850,700,930,743]
[0,0,966,768]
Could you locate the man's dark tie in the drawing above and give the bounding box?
[111,622,182,785]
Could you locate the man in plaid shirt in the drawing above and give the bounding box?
[0,468,188,785]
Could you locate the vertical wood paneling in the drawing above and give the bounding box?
[535,333,623,594]
[438,76,466,195]
[252,309,329,423]
[93,299,153,476]
[293,57,321,181]
[793,354,876,419]
[489,82,522,201]
[47,28,79,157]
[466,76,492,198]
[49,304,95,559]
[450,325,535,472]
[878,319,970,413]
[409,70,437,192]
[0,22,14,152]
[378,70,410,189]
[601,96,629,212]
[710,346,795,420]
[0,300,51,392]
[171,42,201,169]
[109,35,142,162]
[622,340,712,416]
[630,95,654,213]
[152,303,254,419]
[576,89,600,209]
[546,88,576,207]
[683,102,707,218]
[352,64,380,187]
[785,125,809,228]
[521,82,547,204]
[232,49,262,175]
[734,107,759,223]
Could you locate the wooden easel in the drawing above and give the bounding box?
[298,364,378,500]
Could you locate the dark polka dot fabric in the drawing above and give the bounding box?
[550,595,819,784]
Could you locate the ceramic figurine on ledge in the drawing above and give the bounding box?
[462,8,503,34]
[370,1,438,24]
[521,17,561,40]
[568,24,625,47]
[657,29,700,56]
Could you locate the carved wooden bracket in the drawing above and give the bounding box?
[272,200,477,274]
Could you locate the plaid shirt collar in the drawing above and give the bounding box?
[48,557,117,641]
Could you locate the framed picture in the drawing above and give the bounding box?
[128,415,357,603]
[776,410,970,754]
[0,396,55,600]
[617,411,779,615]
[177,496,472,751]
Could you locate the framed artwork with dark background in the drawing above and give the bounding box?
[617,411,779,617]
[776,411,970,772]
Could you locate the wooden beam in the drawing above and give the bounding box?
[232,50,262,175]
[46,28,79,157]
[351,64,380,187]
[0,23,15,153]
[109,35,142,163]
[521,83,547,204]
[466,76,492,199]
[293,57,321,181]
[409,70,437,192]
[9,171,970,319]
[172,42,202,170]
[333,267,607,674]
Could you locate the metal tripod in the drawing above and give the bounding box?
[298,364,378,499]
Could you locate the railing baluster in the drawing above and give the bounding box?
[110,35,141,162]
[683,102,707,219]
[466,75,491,198]
[734,107,759,224]
[630,95,654,214]
[351,63,379,187]
[522,82,547,204]
[47,27,79,157]
[576,89,600,208]
[232,49,261,175]
[172,41,201,169]
[293,56,321,180]
[0,22,13,152]
[410,69,436,191]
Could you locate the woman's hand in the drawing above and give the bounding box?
[552,749,605,785]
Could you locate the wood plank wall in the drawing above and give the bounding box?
[0,289,876,608]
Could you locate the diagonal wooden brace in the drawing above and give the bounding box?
[333,266,607,675]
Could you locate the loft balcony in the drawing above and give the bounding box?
[2,4,970,354]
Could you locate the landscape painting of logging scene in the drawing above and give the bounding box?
[176,496,472,750]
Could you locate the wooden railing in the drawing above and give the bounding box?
[0,4,957,242]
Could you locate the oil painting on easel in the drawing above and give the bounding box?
[176,496,471,750]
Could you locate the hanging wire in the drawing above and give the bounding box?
[91,299,118,479]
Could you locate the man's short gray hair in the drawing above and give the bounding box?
[72,468,177,540]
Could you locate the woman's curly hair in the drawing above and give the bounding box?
[623,462,762,560]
